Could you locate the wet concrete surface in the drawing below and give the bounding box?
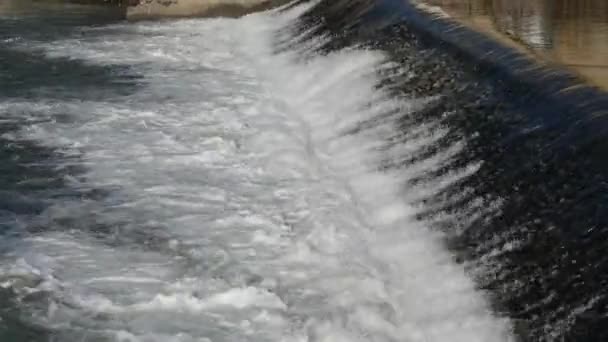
[419,0,608,90]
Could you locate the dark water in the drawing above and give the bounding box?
[421,0,608,90]
[0,1,132,100]
[0,3,131,341]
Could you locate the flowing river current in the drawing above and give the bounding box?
[0,2,557,341]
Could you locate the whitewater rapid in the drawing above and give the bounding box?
[0,4,514,342]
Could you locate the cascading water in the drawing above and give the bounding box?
[4,0,608,341]
[0,3,516,342]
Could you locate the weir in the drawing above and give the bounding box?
[0,1,607,342]
[286,0,608,340]
[294,0,608,339]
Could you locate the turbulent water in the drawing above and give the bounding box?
[0,3,512,342]
[4,0,608,340]
[0,3,517,342]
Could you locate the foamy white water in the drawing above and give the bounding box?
[0,4,514,342]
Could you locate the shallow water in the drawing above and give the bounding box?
[421,0,608,90]
[0,2,515,342]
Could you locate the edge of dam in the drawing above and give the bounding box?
[395,1,608,123]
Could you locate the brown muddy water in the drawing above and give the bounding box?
[420,0,608,90]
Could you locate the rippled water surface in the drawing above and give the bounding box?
[421,0,608,89]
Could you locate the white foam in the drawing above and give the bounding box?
[1,3,514,342]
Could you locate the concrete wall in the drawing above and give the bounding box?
[126,0,289,20]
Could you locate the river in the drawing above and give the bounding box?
[2,0,608,341]
[0,2,515,341]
